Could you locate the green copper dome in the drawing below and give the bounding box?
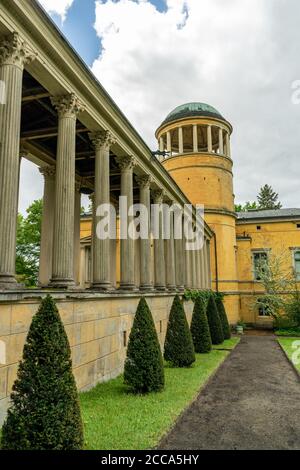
[162,102,224,125]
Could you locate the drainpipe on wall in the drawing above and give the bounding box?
[213,232,219,293]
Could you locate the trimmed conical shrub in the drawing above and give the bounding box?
[124,297,164,393]
[1,295,84,450]
[190,297,212,353]
[216,297,231,340]
[164,295,195,367]
[206,295,224,345]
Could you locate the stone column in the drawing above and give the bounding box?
[191,249,197,289]
[226,132,231,158]
[116,155,136,290]
[74,181,82,286]
[167,131,172,155]
[203,237,209,288]
[207,125,212,153]
[0,33,36,289]
[89,131,115,290]
[39,166,56,286]
[196,249,201,289]
[178,127,184,154]
[136,175,153,291]
[206,240,212,289]
[159,136,164,152]
[200,246,205,289]
[184,236,192,289]
[175,211,185,291]
[50,93,84,288]
[153,189,166,291]
[165,202,176,291]
[219,128,224,155]
[193,124,198,153]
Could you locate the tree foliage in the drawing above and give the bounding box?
[16,199,42,287]
[235,201,258,213]
[190,297,212,353]
[1,295,84,450]
[206,296,224,345]
[216,297,231,339]
[164,295,195,367]
[257,184,282,210]
[124,298,165,393]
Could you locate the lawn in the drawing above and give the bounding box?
[80,338,240,450]
[278,337,300,372]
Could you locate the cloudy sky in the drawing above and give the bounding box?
[20,0,300,213]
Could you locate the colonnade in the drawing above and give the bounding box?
[0,32,212,292]
[159,124,231,158]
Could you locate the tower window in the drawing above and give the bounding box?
[123,331,127,347]
[294,250,300,280]
[297,224,300,229]
[257,226,261,231]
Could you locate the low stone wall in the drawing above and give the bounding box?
[0,291,193,425]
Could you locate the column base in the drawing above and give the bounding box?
[155,285,167,292]
[140,284,154,292]
[167,285,177,292]
[91,283,114,292]
[0,275,21,290]
[49,278,76,289]
[177,286,185,293]
[119,284,138,292]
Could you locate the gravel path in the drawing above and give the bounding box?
[159,335,300,450]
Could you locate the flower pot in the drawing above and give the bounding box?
[236,325,244,335]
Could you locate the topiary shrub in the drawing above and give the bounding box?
[1,295,84,450]
[124,297,164,393]
[164,295,195,367]
[216,297,231,340]
[190,297,212,353]
[206,295,224,345]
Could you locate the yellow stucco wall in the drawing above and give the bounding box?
[236,219,300,323]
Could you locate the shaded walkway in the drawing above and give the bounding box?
[159,336,300,450]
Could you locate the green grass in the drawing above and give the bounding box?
[80,338,240,450]
[212,337,240,350]
[278,338,300,372]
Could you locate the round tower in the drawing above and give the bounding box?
[156,102,239,323]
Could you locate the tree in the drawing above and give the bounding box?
[257,184,282,210]
[235,201,258,213]
[164,295,195,367]
[190,297,212,353]
[206,296,224,345]
[16,199,43,287]
[124,298,164,393]
[216,297,231,340]
[1,296,84,450]
[254,249,295,319]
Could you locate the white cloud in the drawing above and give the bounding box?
[38,0,74,21]
[92,0,300,207]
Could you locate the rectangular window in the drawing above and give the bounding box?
[294,251,300,280]
[253,251,268,281]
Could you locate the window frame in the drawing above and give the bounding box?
[292,248,300,281]
[252,249,269,281]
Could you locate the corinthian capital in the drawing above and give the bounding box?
[116,155,136,171]
[51,93,85,118]
[135,174,152,189]
[0,32,37,68]
[89,130,116,150]
[39,165,56,179]
[152,189,165,204]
